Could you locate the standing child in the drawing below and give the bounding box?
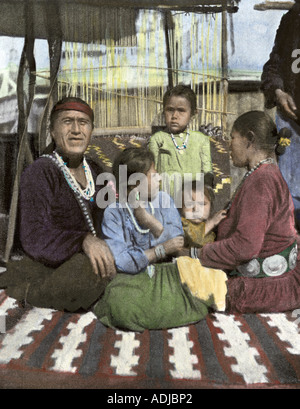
[148,84,213,197]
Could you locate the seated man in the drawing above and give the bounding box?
[0,97,116,312]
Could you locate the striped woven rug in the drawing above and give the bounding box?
[1,289,300,389]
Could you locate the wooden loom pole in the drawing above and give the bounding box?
[163,10,174,89]
[221,4,229,136]
[4,0,36,262]
[38,0,62,155]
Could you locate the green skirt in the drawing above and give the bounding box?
[93,262,210,332]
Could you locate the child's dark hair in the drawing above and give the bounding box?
[204,185,215,204]
[232,110,292,156]
[112,147,155,192]
[163,84,197,115]
[180,180,215,217]
[203,184,215,217]
[189,180,215,204]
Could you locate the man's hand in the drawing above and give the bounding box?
[82,234,116,278]
[275,89,298,121]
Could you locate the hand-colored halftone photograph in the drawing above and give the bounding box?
[0,0,300,391]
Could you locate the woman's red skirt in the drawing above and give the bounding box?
[227,250,300,313]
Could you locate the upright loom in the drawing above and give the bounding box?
[1,1,238,261]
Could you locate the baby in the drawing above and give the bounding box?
[180,181,227,251]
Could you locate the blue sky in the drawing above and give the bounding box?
[229,0,286,72]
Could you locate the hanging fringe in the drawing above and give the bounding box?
[36,7,227,133]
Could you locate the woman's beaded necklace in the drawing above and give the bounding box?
[170,128,190,155]
[243,157,273,178]
[125,202,155,234]
[226,157,274,211]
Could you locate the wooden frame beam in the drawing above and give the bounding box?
[0,0,240,12]
[254,1,294,11]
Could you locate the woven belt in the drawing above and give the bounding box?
[231,241,298,278]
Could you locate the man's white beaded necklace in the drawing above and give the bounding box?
[54,151,95,201]
[125,202,155,234]
[42,152,96,236]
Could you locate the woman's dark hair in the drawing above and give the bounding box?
[112,147,155,193]
[50,96,94,129]
[163,84,197,115]
[232,110,291,156]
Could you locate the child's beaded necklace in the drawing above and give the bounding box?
[125,202,155,234]
[170,127,190,155]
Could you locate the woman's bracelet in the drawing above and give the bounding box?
[190,247,199,259]
[154,244,166,260]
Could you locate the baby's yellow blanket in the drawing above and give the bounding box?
[177,256,227,311]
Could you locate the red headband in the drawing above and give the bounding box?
[53,101,94,121]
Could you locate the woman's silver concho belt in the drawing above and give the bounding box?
[233,241,298,278]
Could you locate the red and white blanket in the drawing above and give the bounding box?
[1,289,300,389]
